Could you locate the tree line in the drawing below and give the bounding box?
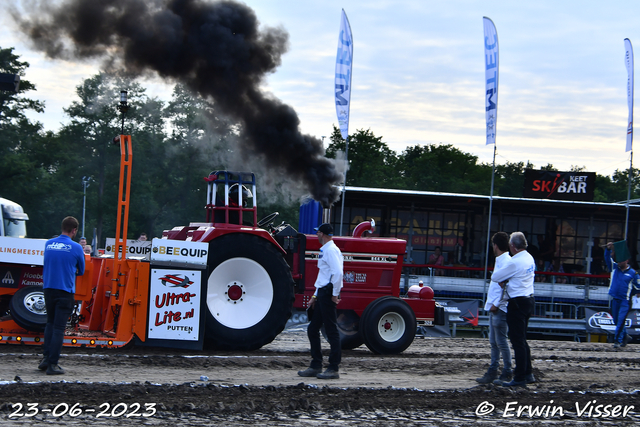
[325,127,640,203]
[1,47,637,244]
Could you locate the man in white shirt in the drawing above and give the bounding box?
[476,232,512,384]
[490,231,536,387]
[298,223,343,380]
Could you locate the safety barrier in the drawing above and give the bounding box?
[401,264,611,305]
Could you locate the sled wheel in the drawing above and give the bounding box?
[322,309,364,350]
[360,297,417,354]
[9,286,47,332]
[204,233,294,351]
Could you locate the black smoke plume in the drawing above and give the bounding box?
[11,0,342,206]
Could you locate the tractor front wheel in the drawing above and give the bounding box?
[360,297,417,354]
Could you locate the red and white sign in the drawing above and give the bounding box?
[147,268,201,341]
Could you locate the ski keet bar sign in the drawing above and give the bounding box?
[523,170,596,201]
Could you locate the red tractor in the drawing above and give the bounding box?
[0,136,443,354]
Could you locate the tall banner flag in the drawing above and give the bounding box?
[483,17,499,145]
[335,9,353,140]
[625,38,634,152]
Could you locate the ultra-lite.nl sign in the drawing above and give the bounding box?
[523,170,595,201]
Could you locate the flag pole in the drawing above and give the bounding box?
[625,151,632,239]
[624,38,634,239]
[482,17,499,289]
[483,144,496,284]
[335,9,353,236]
[339,135,349,236]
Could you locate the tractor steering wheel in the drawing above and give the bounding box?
[258,212,279,228]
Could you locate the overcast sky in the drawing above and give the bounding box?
[2,0,640,177]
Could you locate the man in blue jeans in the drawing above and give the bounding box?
[298,223,343,380]
[39,216,85,375]
[604,241,639,349]
[491,232,536,387]
[476,232,512,384]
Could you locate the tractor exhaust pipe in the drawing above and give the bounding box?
[322,208,331,225]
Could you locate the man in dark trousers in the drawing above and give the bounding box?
[298,223,343,379]
[39,216,85,375]
[490,231,536,387]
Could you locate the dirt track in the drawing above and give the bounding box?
[0,325,639,426]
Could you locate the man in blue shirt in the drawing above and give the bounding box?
[39,216,85,375]
[604,242,639,349]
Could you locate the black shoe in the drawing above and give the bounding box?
[46,364,65,375]
[499,371,513,382]
[37,358,48,371]
[317,369,339,379]
[494,379,526,387]
[476,370,498,384]
[621,334,631,347]
[297,367,322,377]
[525,374,536,384]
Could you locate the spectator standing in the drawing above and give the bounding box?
[39,216,85,375]
[476,232,512,384]
[490,232,536,387]
[591,238,605,275]
[539,232,556,272]
[604,242,640,348]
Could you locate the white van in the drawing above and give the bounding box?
[0,197,29,238]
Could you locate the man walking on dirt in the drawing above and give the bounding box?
[476,232,512,384]
[490,231,536,387]
[40,216,85,375]
[298,223,343,380]
[604,241,639,348]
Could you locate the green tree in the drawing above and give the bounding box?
[57,72,166,243]
[398,143,492,193]
[0,47,53,238]
[326,126,400,188]
[593,168,640,203]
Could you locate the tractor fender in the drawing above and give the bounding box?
[195,228,286,255]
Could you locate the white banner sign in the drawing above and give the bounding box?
[147,268,201,341]
[0,236,46,265]
[335,9,354,141]
[105,238,152,259]
[625,38,634,152]
[150,238,208,267]
[483,17,499,145]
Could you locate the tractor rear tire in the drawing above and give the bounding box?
[322,309,364,350]
[360,297,417,354]
[9,286,47,332]
[203,233,294,351]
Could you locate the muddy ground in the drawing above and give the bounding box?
[0,325,639,426]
